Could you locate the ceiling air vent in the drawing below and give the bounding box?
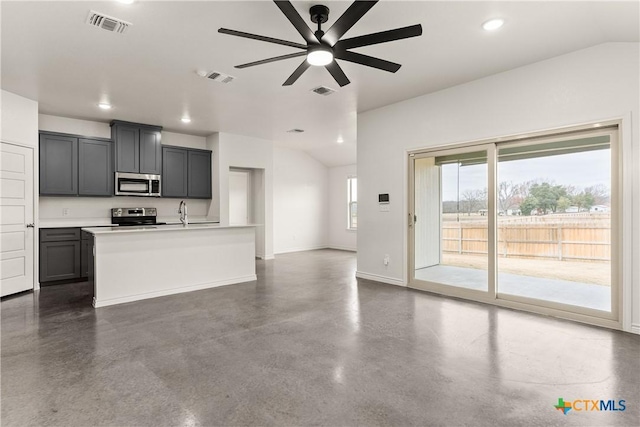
[287,129,305,133]
[311,86,336,96]
[86,10,131,34]
[204,71,236,84]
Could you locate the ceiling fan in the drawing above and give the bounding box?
[218,0,422,87]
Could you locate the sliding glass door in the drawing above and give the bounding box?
[409,125,619,323]
[409,145,494,299]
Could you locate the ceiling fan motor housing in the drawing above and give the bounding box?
[310,5,329,24]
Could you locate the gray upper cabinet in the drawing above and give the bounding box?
[188,150,212,199]
[111,121,162,174]
[40,133,78,195]
[162,146,212,199]
[162,146,188,198]
[139,128,162,174]
[40,132,113,197]
[113,124,139,173]
[78,138,113,196]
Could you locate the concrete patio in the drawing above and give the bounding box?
[415,265,611,312]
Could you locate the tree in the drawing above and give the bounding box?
[520,196,539,216]
[557,196,571,212]
[573,192,595,211]
[461,189,486,215]
[528,182,567,213]
[584,184,610,205]
[498,181,521,213]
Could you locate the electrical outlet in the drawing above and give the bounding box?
[62,208,70,217]
[384,254,390,266]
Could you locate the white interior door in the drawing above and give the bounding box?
[229,170,250,225]
[1,142,34,297]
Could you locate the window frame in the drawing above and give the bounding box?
[347,176,357,230]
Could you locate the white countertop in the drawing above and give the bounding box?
[39,217,215,228]
[82,223,257,235]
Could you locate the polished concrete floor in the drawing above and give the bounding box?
[416,264,610,311]
[2,249,639,426]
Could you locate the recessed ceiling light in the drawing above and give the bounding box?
[337,137,344,144]
[181,117,191,123]
[98,103,112,110]
[116,0,135,4]
[482,18,504,31]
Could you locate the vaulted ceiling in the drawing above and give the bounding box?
[2,1,638,166]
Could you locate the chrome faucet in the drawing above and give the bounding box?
[178,200,188,225]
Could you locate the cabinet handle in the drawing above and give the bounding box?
[26,223,35,228]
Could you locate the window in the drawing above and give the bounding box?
[348,177,357,230]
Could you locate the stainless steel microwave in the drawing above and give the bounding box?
[115,172,161,197]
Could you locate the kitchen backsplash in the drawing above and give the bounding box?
[39,197,211,221]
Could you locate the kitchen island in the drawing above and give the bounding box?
[82,224,257,308]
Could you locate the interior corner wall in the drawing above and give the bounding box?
[273,146,329,254]
[1,90,38,146]
[209,132,274,259]
[328,164,357,251]
[356,42,640,332]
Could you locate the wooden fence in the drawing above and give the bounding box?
[442,221,611,262]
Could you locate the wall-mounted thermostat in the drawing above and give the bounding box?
[379,193,390,212]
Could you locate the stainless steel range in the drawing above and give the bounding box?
[111,207,166,226]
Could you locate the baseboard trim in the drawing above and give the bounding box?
[631,323,640,335]
[328,245,357,252]
[93,274,257,308]
[274,245,329,255]
[356,271,405,287]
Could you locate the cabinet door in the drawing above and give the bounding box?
[162,147,188,198]
[114,125,139,173]
[80,238,89,278]
[40,241,80,282]
[79,139,113,196]
[139,129,162,175]
[39,134,78,195]
[188,150,212,199]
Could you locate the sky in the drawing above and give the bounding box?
[440,149,611,201]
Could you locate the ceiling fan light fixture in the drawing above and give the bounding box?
[307,46,333,67]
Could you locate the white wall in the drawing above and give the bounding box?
[1,90,38,146]
[328,164,357,251]
[38,114,211,223]
[273,147,329,254]
[357,43,640,333]
[208,132,274,259]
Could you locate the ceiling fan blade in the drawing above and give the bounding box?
[322,1,378,46]
[235,52,307,69]
[325,61,351,87]
[334,24,422,50]
[273,1,318,44]
[335,51,401,73]
[218,28,307,49]
[283,60,311,86]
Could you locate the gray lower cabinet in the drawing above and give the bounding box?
[79,138,113,196]
[39,134,78,195]
[39,228,89,284]
[162,146,211,198]
[39,132,113,197]
[80,231,93,278]
[40,228,81,283]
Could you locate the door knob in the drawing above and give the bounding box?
[26,223,35,228]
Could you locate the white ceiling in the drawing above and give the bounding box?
[2,1,638,166]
